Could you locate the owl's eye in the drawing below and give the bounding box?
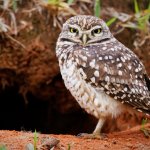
[92,28,102,35]
[69,27,78,33]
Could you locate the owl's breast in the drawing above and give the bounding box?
[59,57,123,119]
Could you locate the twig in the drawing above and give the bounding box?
[5,33,26,49]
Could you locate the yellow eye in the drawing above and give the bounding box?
[69,27,78,33]
[92,28,102,35]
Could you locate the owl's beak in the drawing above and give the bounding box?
[82,34,88,45]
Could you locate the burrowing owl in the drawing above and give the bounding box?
[56,15,150,137]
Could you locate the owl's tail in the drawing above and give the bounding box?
[144,74,150,91]
[140,75,150,116]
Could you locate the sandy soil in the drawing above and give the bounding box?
[0,124,150,150]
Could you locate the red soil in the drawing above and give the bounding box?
[0,124,150,150]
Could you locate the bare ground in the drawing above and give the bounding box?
[0,124,150,150]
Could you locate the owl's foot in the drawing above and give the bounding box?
[77,119,106,139]
[77,133,106,139]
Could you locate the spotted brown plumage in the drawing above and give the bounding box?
[75,44,150,113]
[56,15,150,137]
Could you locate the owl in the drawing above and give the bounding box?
[56,15,150,138]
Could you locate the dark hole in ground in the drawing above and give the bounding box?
[0,75,146,135]
[0,83,96,135]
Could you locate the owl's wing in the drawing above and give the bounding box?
[74,43,150,114]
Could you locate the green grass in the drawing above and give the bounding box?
[141,118,148,131]
[25,130,38,150]
[46,0,72,8]
[47,0,61,6]
[106,17,117,26]
[122,0,150,32]
[67,144,71,150]
[12,0,18,12]
[134,0,140,14]
[94,0,101,17]
[134,0,150,31]
[42,0,76,15]
[0,145,7,150]
[1,0,18,11]
[94,0,117,26]
[34,129,38,150]
[140,118,150,138]
[67,0,74,5]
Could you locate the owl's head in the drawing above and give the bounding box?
[58,15,112,46]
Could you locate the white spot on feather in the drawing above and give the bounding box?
[104,56,108,60]
[94,70,99,77]
[121,57,125,62]
[116,58,120,61]
[99,57,103,60]
[82,92,89,102]
[118,70,123,76]
[117,63,122,68]
[105,76,110,82]
[91,77,95,83]
[89,59,96,68]
[124,87,128,92]
[109,55,113,59]
[94,98,100,107]
[128,65,132,70]
[111,48,115,51]
[81,56,87,61]
[102,47,107,50]
[104,66,108,72]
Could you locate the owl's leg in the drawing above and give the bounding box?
[77,118,105,139]
[93,118,105,135]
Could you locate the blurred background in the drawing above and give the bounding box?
[0,0,149,134]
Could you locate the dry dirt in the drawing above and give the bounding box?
[0,124,150,150]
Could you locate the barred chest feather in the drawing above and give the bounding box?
[59,57,124,119]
